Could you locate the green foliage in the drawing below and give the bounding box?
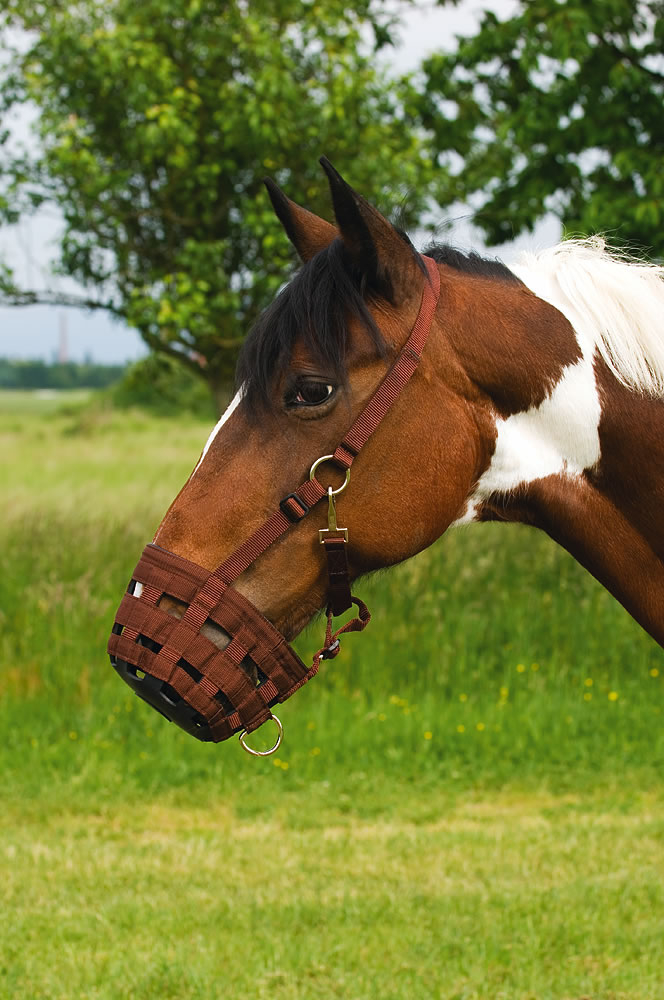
[0,356,125,389]
[0,0,433,406]
[110,352,217,417]
[421,0,664,253]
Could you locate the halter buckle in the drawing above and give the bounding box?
[319,488,348,543]
[279,493,309,522]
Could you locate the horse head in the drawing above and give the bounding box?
[153,160,491,634]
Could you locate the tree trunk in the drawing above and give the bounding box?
[207,372,234,418]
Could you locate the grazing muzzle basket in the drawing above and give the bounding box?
[109,544,320,743]
[108,256,440,750]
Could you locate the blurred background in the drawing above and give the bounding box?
[1,2,663,998]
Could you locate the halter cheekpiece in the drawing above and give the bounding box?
[108,256,441,752]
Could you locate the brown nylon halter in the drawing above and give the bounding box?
[108,255,441,750]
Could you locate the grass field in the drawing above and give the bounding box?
[1,390,663,999]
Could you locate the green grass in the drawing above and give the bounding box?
[4,791,664,1000]
[1,389,663,999]
[0,387,92,415]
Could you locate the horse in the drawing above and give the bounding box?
[109,157,664,754]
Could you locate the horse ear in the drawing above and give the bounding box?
[319,156,418,302]
[264,178,337,263]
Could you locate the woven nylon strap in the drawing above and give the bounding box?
[332,255,441,470]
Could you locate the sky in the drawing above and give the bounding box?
[0,0,560,364]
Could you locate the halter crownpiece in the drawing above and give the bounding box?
[108,256,441,751]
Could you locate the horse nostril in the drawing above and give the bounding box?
[157,594,186,620]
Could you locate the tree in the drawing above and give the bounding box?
[0,0,433,412]
[419,0,664,254]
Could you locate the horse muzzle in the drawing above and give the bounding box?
[108,543,318,746]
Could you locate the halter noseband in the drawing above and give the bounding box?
[108,256,441,753]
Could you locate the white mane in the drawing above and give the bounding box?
[512,237,664,397]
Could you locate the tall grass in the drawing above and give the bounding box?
[1,393,662,811]
[3,392,664,1000]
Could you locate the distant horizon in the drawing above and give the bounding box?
[0,303,147,364]
[0,349,129,367]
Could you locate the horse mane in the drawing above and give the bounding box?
[422,242,522,284]
[514,237,664,397]
[236,236,520,413]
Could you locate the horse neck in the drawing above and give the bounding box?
[453,265,664,650]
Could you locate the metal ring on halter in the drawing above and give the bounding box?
[309,454,351,496]
[239,715,284,757]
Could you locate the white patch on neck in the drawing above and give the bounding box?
[452,267,603,525]
[191,388,243,479]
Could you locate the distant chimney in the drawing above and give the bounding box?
[57,313,69,364]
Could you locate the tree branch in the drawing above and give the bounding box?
[137,328,205,376]
[599,36,664,84]
[0,288,122,313]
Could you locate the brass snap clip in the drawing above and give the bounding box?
[319,487,348,544]
[310,454,350,544]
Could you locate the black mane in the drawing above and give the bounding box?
[422,242,521,284]
[236,238,520,413]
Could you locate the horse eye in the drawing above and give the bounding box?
[288,381,335,407]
